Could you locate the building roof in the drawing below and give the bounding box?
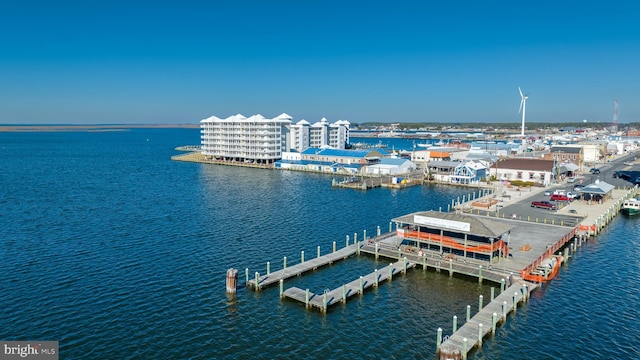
[577,180,614,195]
[550,146,582,154]
[492,158,554,172]
[379,158,412,166]
[392,211,513,238]
[429,160,461,168]
[301,148,382,158]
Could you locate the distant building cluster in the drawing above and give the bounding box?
[200,113,350,164]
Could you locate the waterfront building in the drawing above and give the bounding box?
[392,210,513,262]
[276,148,385,174]
[308,118,350,149]
[491,158,555,185]
[364,158,416,175]
[200,113,292,164]
[200,114,351,163]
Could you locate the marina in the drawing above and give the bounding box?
[239,176,639,359]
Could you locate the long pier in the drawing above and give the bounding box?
[282,259,416,313]
[438,281,537,359]
[246,244,357,290]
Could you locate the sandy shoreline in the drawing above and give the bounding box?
[0,124,200,132]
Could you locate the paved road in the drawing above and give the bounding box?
[481,150,639,226]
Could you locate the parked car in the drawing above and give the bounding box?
[544,190,552,196]
[590,168,601,174]
[551,194,572,202]
[573,184,585,191]
[623,161,633,166]
[567,177,576,183]
[531,201,557,210]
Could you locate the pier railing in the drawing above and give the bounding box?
[519,227,577,279]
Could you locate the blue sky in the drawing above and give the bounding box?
[1,1,638,124]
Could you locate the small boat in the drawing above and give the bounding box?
[522,255,563,283]
[621,197,640,216]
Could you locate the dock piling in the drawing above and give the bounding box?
[491,312,497,334]
[462,338,468,360]
[513,292,518,313]
[267,261,270,275]
[317,246,320,258]
[479,295,483,311]
[466,305,471,321]
[333,241,336,253]
[403,257,408,274]
[245,268,249,287]
[346,235,349,247]
[375,243,379,260]
[255,272,260,290]
[305,289,309,308]
[453,315,458,333]
[225,268,238,294]
[374,269,379,287]
[502,301,507,321]
[478,323,483,346]
[491,287,495,301]
[389,263,393,281]
[279,279,283,298]
[301,251,305,264]
[478,265,483,283]
[359,276,363,294]
[284,256,287,269]
[342,284,347,302]
[436,328,442,352]
[501,279,505,293]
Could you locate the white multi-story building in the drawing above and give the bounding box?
[200,113,292,164]
[200,114,350,163]
[309,118,350,149]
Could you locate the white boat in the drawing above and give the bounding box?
[622,198,640,216]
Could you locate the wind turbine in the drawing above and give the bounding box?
[518,87,528,138]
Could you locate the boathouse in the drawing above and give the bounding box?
[392,211,513,262]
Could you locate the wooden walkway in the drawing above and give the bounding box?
[438,281,538,358]
[246,245,357,290]
[282,259,416,312]
[360,243,511,285]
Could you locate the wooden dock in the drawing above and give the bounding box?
[360,242,511,285]
[246,244,357,290]
[282,259,416,312]
[438,281,538,359]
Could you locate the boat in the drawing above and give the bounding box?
[522,255,563,283]
[621,197,640,216]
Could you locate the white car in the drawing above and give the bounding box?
[624,161,633,166]
[567,177,576,183]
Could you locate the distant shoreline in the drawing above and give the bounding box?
[0,124,200,132]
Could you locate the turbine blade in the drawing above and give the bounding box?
[519,98,524,113]
[518,87,523,97]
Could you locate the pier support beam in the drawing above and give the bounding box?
[389,263,393,281]
[478,265,483,283]
[491,287,495,301]
[226,268,238,294]
[436,328,442,352]
[333,241,336,253]
[478,323,483,346]
[374,269,379,287]
[284,256,287,269]
[255,272,260,291]
[375,243,379,260]
[466,305,471,321]
[453,315,457,333]
[267,261,270,275]
[301,251,305,264]
[492,312,497,334]
[479,295,484,311]
[279,279,284,298]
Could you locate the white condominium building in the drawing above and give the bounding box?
[200,113,292,164]
[200,113,350,163]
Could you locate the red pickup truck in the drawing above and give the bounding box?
[550,194,571,202]
[531,201,557,210]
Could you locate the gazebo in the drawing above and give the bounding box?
[577,179,614,203]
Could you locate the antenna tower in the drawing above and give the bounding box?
[613,99,619,133]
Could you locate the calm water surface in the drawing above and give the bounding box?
[0,129,638,359]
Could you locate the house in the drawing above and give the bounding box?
[450,160,488,185]
[491,158,555,186]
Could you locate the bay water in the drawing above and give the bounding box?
[0,129,638,359]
